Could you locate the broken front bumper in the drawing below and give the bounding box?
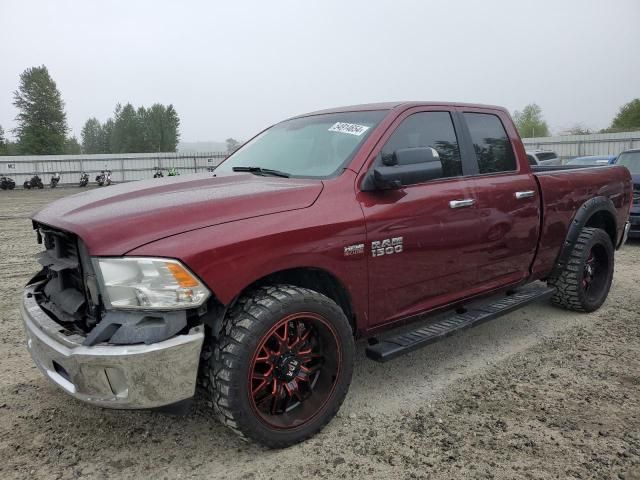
[21,285,204,409]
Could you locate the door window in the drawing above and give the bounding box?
[464,113,517,174]
[381,112,462,180]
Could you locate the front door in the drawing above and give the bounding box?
[357,108,482,327]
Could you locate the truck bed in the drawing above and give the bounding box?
[529,164,632,278]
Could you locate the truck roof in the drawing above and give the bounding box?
[293,101,510,118]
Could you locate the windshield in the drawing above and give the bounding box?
[616,151,640,175]
[216,111,387,178]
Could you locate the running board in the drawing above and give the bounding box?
[365,285,556,363]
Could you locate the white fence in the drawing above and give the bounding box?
[2,132,640,186]
[0,152,227,187]
[522,131,640,161]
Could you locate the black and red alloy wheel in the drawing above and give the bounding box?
[248,312,341,430]
[581,243,609,302]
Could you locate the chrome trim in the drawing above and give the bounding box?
[619,221,631,249]
[515,190,535,200]
[21,285,204,409]
[449,199,475,209]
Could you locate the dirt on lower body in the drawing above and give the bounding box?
[0,188,639,479]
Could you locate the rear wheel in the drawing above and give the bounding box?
[548,227,614,312]
[205,285,354,448]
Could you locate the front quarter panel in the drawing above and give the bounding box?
[126,172,370,330]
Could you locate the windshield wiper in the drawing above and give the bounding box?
[232,166,290,178]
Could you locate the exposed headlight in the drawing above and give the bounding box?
[94,257,210,310]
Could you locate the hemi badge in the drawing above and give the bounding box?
[344,244,365,257]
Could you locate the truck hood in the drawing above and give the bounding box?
[32,172,324,255]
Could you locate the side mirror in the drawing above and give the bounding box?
[368,147,443,190]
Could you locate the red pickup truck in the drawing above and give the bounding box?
[23,102,632,447]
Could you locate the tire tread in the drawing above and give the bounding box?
[548,227,614,312]
[202,284,353,448]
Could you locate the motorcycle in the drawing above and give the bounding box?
[167,167,179,176]
[95,170,112,186]
[153,167,164,178]
[50,172,61,188]
[0,176,16,190]
[24,175,44,190]
[79,172,89,187]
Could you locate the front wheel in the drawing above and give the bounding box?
[548,227,614,312]
[205,285,354,448]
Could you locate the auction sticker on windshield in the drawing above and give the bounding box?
[328,122,370,136]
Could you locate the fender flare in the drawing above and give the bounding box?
[553,195,617,272]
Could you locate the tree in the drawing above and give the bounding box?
[226,137,241,153]
[80,102,180,154]
[513,103,550,138]
[137,106,151,152]
[143,104,164,152]
[609,99,640,132]
[64,136,81,154]
[111,103,144,152]
[81,118,104,153]
[163,104,180,152]
[0,125,7,155]
[102,119,114,153]
[12,65,68,154]
[143,103,180,152]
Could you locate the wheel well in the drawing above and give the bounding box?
[250,268,356,334]
[585,210,616,246]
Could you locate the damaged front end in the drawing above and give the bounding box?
[21,222,210,408]
[32,225,101,338]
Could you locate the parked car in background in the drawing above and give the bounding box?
[615,148,640,238]
[567,155,616,166]
[526,149,561,166]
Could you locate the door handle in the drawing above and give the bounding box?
[515,190,535,199]
[449,199,475,209]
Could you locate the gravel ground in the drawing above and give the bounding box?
[0,188,638,480]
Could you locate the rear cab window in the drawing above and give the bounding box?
[463,113,517,174]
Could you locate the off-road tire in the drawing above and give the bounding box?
[205,284,355,448]
[548,227,614,312]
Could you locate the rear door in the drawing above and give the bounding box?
[358,107,482,327]
[459,108,540,288]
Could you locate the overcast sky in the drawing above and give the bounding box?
[1,0,639,143]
